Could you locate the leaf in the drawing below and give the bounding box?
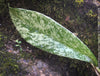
[9,7,98,66]
[15,39,19,43]
[15,45,20,47]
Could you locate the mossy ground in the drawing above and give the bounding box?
[0,0,98,76]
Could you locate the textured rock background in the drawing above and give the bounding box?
[0,0,98,76]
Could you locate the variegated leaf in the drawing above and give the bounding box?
[9,7,98,66]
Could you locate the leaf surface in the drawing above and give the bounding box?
[9,7,98,66]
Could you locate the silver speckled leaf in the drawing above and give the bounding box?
[9,7,97,66]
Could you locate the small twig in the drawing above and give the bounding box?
[91,63,100,76]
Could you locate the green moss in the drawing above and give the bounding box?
[86,10,97,18]
[0,32,7,47]
[0,51,20,76]
[74,0,84,7]
[20,51,34,60]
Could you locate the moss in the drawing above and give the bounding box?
[86,10,97,18]
[20,51,34,61]
[74,0,84,7]
[0,32,7,48]
[0,51,20,76]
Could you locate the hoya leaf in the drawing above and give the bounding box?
[9,7,98,66]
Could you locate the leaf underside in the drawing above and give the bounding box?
[9,7,98,66]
